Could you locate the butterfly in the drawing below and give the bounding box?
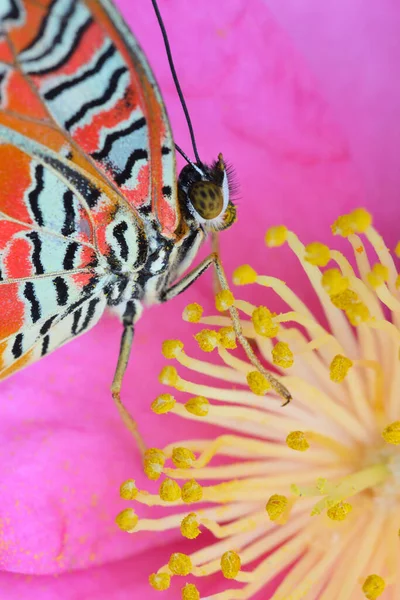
[0,0,290,444]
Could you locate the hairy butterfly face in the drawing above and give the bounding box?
[178,153,237,231]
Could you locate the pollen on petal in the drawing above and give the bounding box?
[327,501,352,521]
[181,479,203,503]
[286,431,309,452]
[172,447,196,468]
[159,365,180,388]
[162,339,184,359]
[215,289,235,312]
[195,329,220,352]
[321,268,350,296]
[345,302,370,326]
[151,393,176,414]
[304,242,331,267]
[246,370,271,395]
[149,572,171,591]
[272,341,294,368]
[233,264,258,285]
[252,306,279,337]
[144,448,166,480]
[219,326,237,349]
[221,550,241,579]
[180,513,201,539]
[182,583,200,600]
[115,508,138,531]
[169,553,192,576]
[330,354,353,383]
[159,478,181,502]
[362,574,386,599]
[266,494,288,521]
[350,208,372,233]
[382,421,400,445]
[265,225,288,247]
[183,302,203,323]
[185,396,210,416]
[119,479,138,500]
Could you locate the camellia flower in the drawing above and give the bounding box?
[118,208,400,599]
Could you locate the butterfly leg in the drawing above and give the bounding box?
[111,317,146,454]
[162,253,292,406]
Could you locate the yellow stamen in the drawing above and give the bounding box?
[350,208,373,233]
[162,339,184,359]
[159,478,181,502]
[395,241,400,258]
[382,421,400,445]
[149,573,171,591]
[367,263,389,289]
[194,329,221,352]
[168,553,192,576]
[159,366,180,388]
[180,513,201,539]
[119,479,138,500]
[172,447,196,469]
[321,268,350,296]
[265,225,287,247]
[219,326,237,349]
[115,508,138,531]
[272,341,294,368]
[362,574,386,599]
[216,289,235,312]
[184,396,210,417]
[246,370,271,395]
[331,214,354,237]
[182,583,200,600]
[331,288,358,309]
[329,354,353,383]
[252,306,279,337]
[233,264,258,285]
[304,242,331,267]
[266,494,288,521]
[183,303,203,323]
[286,431,309,452]
[151,393,176,414]
[181,479,203,503]
[220,550,242,579]
[345,302,370,326]
[144,448,166,481]
[326,501,353,521]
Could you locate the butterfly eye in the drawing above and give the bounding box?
[189,181,224,220]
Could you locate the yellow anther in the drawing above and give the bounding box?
[327,501,352,521]
[330,289,359,310]
[252,306,279,337]
[272,341,294,369]
[172,447,196,469]
[194,329,220,352]
[382,421,400,445]
[151,393,176,414]
[321,268,350,296]
[330,354,353,383]
[149,572,171,591]
[119,479,138,500]
[362,575,386,599]
[266,494,288,521]
[162,339,184,359]
[349,208,372,233]
[367,263,389,288]
[396,275,400,289]
[168,553,192,576]
[286,431,309,452]
[232,264,258,285]
[180,513,201,539]
[215,289,235,312]
[181,479,203,503]
[159,365,180,388]
[185,396,210,417]
[115,508,138,531]
[143,448,166,481]
[331,214,354,237]
[219,326,237,349]
[183,302,203,323]
[316,478,328,493]
[182,583,200,600]
[345,302,370,326]
[220,550,241,579]
[246,370,271,395]
[265,225,288,247]
[395,242,400,258]
[159,478,181,502]
[304,242,331,267]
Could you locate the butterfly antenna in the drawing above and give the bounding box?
[151,0,201,164]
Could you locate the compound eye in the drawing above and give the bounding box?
[188,181,223,220]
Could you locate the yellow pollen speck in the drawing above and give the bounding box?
[183,302,203,323]
[286,431,309,452]
[362,574,386,599]
[162,339,184,359]
[266,494,288,521]
[215,289,235,312]
[246,370,271,395]
[119,479,138,500]
[345,302,370,326]
[143,448,166,481]
[327,501,352,521]
[331,214,354,237]
[180,513,201,539]
[181,479,203,503]
[220,550,241,579]
[233,264,258,285]
[115,508,138,531]
[272,341,294,368]
[185,396,210,417]
[395,241,400,257]
[159,478,181,502]
[350,208,372,233]
[304,242,331,266]
[151,393,176,414]
[330,354,353,383]
[169,553,192,576]
[265,225,287,247]
[182,583,200,600]
[172,447,196,468]
[382,421,400,445]
[252,306,279,337]
[194,329,220,352]
[149,572,171,591]
[367,263,389,288]
[330,288,359,310]
[321,268,349,296]
[159,365,180,388]
[219,326,237,349]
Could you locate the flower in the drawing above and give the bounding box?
[119,209,399,599]
[1,0,400,598]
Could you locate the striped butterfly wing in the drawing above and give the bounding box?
[0,0,177,378]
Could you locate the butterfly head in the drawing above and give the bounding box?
[178,153,237,232]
